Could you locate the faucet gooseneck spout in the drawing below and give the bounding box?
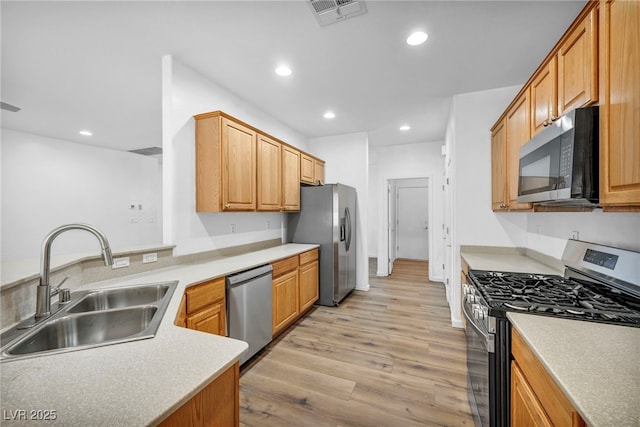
[36,224,113,319]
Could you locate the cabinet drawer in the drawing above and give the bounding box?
[299,248,318,265]
[185,277,226,314]
[272,256,298,278]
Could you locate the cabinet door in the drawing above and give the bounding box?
[506,90,533,211]
[314,159,325,186]
[272,269,299,335]
[511,362,554,427]
[257,134,282,211]
[221,118,256,211]
[558,8,598,116]
[300,153,315,184]
[282,145,301,211]
[299,260,319,312]
[599,0,640,208]
[491,118,508,211]
[530,58,557,136]
[186,302,226,336]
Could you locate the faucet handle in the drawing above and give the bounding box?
[58,288,71,304]
[50,276,69,297]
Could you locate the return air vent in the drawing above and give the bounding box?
[308,0,367,26]
[128,146,162,156]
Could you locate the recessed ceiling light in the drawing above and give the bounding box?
[275,65,292,76]
[323,111,336,119]
[79,130,93,136]
[399,125,411,131]
[406,31,428,46]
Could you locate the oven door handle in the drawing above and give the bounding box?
[462,301,495,353]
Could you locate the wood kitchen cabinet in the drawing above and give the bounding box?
[159,362,239,427]
[257,133,282,211]
[194,112,256,212]
[530,57,557,137]
[282,145,301,211]
[301,153,325,186]
[491,118,508,211]
[511,328,586,427]
[314,159,325,186]
[298,249,319,313]
[271,249,320,337]
[182,277,227,337]
[557,7,598,116]
[272,256,300,336]
[505,89,533,211]
[598,0,640,210]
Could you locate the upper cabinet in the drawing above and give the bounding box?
[282,145,301,211]
[599,0,640,209]
[194,111,326,212]
[557,8,598,116]
[257,134,282,211]
[491,118,508,211]
[301,153,325,186]
[491,1,639,211]
[195,112,256,212]
[506,89,533,211]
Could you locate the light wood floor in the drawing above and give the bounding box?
[239,258,474,426]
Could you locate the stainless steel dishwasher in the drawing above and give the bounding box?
[226,264,273,365]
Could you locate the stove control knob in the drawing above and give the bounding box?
[467,294,476,304]
[480,306,488,319]
[472,304,480,320]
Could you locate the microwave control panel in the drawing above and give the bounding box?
[558,134,573,189]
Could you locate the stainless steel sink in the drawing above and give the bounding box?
[67,284,170,313]
[0,281,178,361]
[5,306,158,356]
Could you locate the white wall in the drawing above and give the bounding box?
[308,132,369,291]
[162,56,309,255]
[446,85,522,327]
[1,128,162,261]
[369,141,444,276]
[446,84,640,327]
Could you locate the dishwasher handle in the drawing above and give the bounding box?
[226,264,273,287]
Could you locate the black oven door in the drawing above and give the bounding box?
[463,301,491,427]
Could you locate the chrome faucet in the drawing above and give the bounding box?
[35,224,114,319]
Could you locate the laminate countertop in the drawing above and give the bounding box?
[460,246,639,427]
[508,313,640,427]
[0,243,318,426]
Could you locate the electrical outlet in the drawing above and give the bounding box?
[230,224,236,233]
[112,257,130,269]
[142,253,157,263]
[265,220,270,230]
[571,230,579,240]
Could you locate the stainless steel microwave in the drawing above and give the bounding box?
[517,106,599,205]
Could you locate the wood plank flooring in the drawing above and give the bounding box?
[239,258,474,426]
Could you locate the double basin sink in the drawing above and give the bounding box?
[0,281,178,361]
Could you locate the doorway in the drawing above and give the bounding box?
[387,178,429,274]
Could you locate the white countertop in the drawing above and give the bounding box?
[0,243,318,426]
[461,249,563,275]
[508,313,640,427]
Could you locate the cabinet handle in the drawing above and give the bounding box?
[224,203,230,209]
[551,115,559,122]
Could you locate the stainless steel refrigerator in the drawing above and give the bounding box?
[287,183,357,306]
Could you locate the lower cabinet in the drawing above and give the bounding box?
[272,249,320,337]
[298,249,319,312]
[511,328,585,427]
[159,362,240,427]
[177,277,227,337]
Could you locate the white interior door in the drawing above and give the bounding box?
[396,186,429,260]
[388,182,396,273]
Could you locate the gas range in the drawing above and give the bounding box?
[462,240,640,427]
[466,269,640,327]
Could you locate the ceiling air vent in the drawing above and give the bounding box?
[128,146,162,156]
[308,0,367,27]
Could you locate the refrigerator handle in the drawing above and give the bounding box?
[340,223,345,242]
[345,207,352,252]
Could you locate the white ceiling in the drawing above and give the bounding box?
[1,0,587,151]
